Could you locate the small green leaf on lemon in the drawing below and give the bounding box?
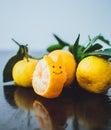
[3,39,30,82]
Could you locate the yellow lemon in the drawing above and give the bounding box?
[76,56,111,93]
[12,57,38,87]
[49,50,77,86]
[32,55,67,98]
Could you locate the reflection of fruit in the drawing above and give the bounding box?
[75,92,111,129]
[32,55,67,98]
[12,57,38,87]
[49,50,77,86]
[3,85,17,108]
[33,101,52,130]
[14,87,37,110]
[76,56,111,93]
[33,87,75,130]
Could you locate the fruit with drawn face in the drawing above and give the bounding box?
[49,50,76,86]
[32,55,67,98]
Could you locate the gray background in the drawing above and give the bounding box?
[0,0,111,51]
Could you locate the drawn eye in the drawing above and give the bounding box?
[52,65,55,68]
[59,66,62,69]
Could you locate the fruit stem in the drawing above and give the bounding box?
[12,38,30,61]
[24,44,29,62]
[12,38,21,46]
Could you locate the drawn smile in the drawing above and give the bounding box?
[53,71,63,74]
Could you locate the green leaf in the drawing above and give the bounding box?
[76,45,85,63]
[68,45,74,53]
[3,54,24,82]
[88,35,91,41]
[98,35,111,46]
[68,34,86,63]
[3,39,30,82]
[68,34,80,54]
[73,34,80,57]
[85,43,103,52]
[83,34,102,53]
[53,34,70,46]
[83,34,111,53]
[46,44,63,52]
[85,48,111,57]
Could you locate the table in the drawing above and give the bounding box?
[0,50,111,130]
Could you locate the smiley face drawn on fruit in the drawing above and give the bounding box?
[52,65,62,74]
[32,55,67,98]
[44,55,65,76]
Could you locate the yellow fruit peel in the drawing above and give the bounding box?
[76,56,111,93]
[12,58,38,87]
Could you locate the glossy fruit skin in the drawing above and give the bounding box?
[49,50,77,86]
[76,56,111,93]
[12,58,38,87]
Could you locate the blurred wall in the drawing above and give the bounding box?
[0,0,111,51]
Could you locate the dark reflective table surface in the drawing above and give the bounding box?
[0,50,111,130]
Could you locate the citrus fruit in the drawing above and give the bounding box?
[12,57,38,87]
[32,55,67,98]
[49,50,77,86]
[76,56,111,93]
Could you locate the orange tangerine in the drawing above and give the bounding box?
[32,55,67,98]
[49,50,76,86]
